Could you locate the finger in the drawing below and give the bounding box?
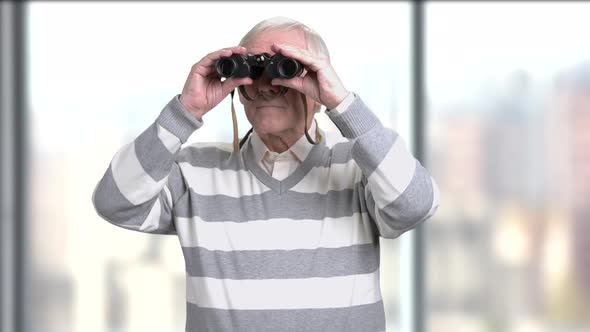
[204,46,247,66]
[221,77,253,96]
[272,77,304,93]
[271,43,325,72]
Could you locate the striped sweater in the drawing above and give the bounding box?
[92,94,439,332]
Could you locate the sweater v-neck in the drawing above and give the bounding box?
[243,135,327,194]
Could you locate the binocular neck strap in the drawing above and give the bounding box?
[238,85,254,101]
[230,90,240,152]
[301,93,322,145]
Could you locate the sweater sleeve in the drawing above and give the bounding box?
[326,94,440,239]
[91,95,202,235]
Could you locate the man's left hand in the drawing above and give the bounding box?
[270,43,350,110]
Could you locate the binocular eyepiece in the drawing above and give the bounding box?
[216,53,303,80]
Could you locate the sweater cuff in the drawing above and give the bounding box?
[156,94,203,143]
[326,95,380,139]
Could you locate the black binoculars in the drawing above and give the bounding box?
[216,53,303,80]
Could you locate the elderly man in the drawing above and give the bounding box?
[93,17,439,332]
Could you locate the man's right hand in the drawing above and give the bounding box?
[179,46,253,120]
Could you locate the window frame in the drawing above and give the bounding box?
[1,2,29,332]
[0,2,426,332]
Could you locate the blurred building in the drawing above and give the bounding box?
[426,69,582,331]
[554,62,590,308]
[427,98,493,328]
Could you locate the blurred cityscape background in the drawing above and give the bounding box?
[2,1,590,332]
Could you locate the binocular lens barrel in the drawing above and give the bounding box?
[215,53,302,79]
[216,57,238,78]
[277,58,302,79]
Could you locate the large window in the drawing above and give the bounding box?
[25,2,410,332]
[6,2,589,332]
[425,3,590,332]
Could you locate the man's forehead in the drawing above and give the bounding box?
[243,29,306,53]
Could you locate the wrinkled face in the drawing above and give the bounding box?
[238,28,318,137]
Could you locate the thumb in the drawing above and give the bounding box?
[272,77,304,92]
[222,77,253,96]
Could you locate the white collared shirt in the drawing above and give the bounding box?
[250,92,355,180]
[251,120,317,181]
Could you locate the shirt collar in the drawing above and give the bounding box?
[250,120,317,163]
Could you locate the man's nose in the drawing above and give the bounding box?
[256,74,281,96]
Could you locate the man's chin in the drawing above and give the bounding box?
[253,125,285,136]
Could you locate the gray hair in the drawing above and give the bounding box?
[239,16,330,59]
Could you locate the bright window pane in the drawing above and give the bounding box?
[426,3,590,332]
[26,2,410,331]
